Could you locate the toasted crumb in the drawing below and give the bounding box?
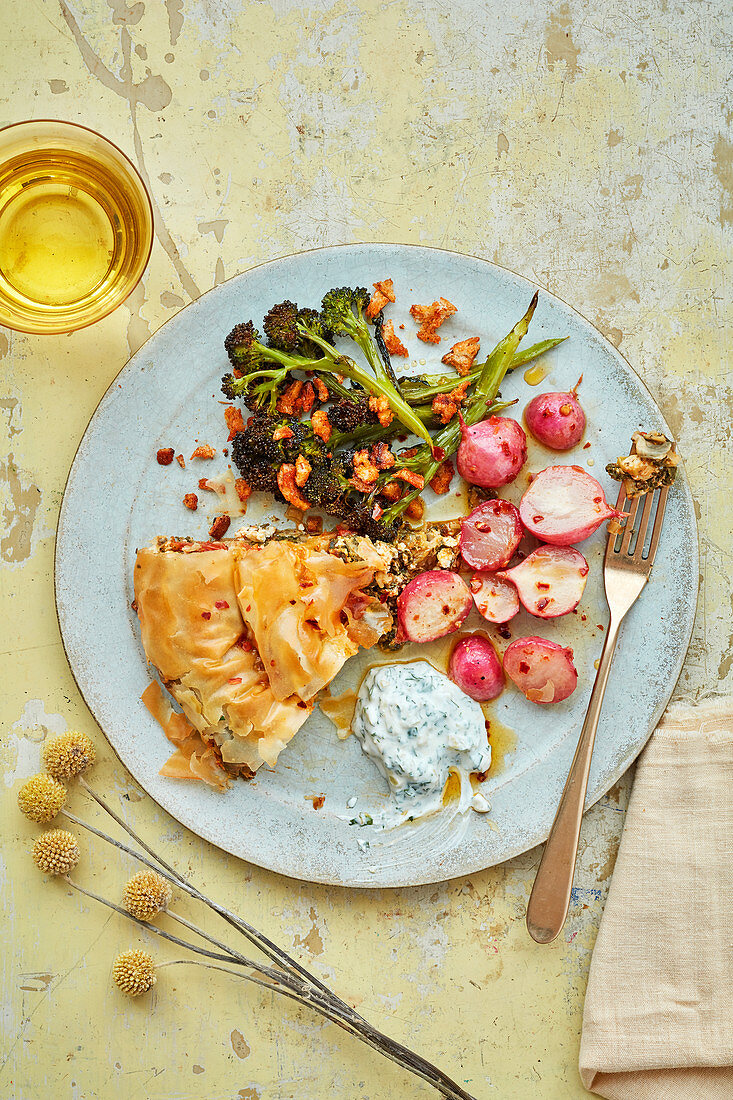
[409,297,457,343]
[405,497,425,521]
[368,394,394,427]
[176,454,185,468]
[156,448,175,465]
[431,380,470,425]
[441,336,480,375]
[272,425,294,441]
[224,405,246,441]
[295,454,312,488]
[313,378,329,402]
[276,380,304,416]
[382,319,408,356]
[208,515,231,539]
[191,444,216,460]
[234,477,252,503]
[394,468,425,490]
[277,464,310,510]
[429,459,455,495]
[365,277,395,320]
[311,793,326,810]
[311,410,332,442]
[183,493,198,510]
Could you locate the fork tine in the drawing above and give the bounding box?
[632,490,656,561]
[645,485,670,563]
[618,496,640,556]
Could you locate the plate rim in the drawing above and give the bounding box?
[54,242,699,887]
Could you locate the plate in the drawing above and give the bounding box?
[55,244,698,887]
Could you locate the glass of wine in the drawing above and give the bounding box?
[0,120,154,334]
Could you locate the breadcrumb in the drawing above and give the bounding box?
[409,297,457,343]
[441,336,480,375]
[183,493,198,510]
[311,409,332,442]
[156,448,175,465]
[368,395,394,427]
[429,459,455,495]
[234,477,252,503]
[365,277,395,320]
[190,444,216,460]
[295,454,312,488]
[224,405,246,441]
[208,515,231,539]
[277,464,310,510]
[382,319,408,357]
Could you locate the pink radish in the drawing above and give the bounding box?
[497,545,588,618]
[457,415,527,488]
[503,637,577,704]
[397,570,472,643]
[524,386,585,451]
[470,573,520,624]
[449,635,504,702]
[460,498,523,571]
[519,465,621,545]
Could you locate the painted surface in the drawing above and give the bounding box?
[1,1,729,1097]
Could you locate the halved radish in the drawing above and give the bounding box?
[469,573,520,624]
[457,415,527,488]
[519,465,621,545]
[449,635,504,701]
[497,545,588,618]
[460,498,523,571]
[397,570,472,643]
[503,637,577,704]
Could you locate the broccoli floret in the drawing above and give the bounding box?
[320,286,371,338]
[263,300,300,352]
[224,321,264,371]
[328,398,376,433]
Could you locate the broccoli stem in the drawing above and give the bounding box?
[399,336,568,404]
[297,322,436,451]
[381,294,538,524]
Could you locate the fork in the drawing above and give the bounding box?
[526,483,671,944]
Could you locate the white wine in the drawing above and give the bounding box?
[0,121,153,334]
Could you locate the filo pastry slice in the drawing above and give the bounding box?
[134,538,311,776]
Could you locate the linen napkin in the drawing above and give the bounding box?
[579,697,733,1100]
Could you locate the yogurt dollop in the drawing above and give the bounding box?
[352,661,491,820]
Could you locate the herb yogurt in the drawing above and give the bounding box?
[352,661,491,820]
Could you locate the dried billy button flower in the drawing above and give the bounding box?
[113,949,157,996]
[42,730,96,781]
[18,774,67,824]
[123,870,172,921]
[32,830,80,875]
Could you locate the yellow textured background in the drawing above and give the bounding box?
[1,1,730,1098]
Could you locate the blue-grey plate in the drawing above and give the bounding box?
[55,244,697,887]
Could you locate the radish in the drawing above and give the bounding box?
[397,570,472,643]
[503,637,577,704]
[457,415,527,488]
[497,545,588,618]
[449,635,504,702]
[469,573,520,624]
[519,465,621,545]
[460,498,523,571]
[524,386,585,451]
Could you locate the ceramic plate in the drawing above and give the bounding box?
[55,244,697,887]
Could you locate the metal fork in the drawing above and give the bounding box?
[526,483,671,944]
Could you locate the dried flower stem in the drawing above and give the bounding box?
[76,777,355,1017]
[62,798,476,1099]
[64,876,473,1098]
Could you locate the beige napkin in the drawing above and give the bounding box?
[579,697,733,1100]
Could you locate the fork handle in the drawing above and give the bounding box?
[526,616,621,944]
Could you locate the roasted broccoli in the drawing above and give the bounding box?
[223,291,434,448]
[230,410,402,538]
